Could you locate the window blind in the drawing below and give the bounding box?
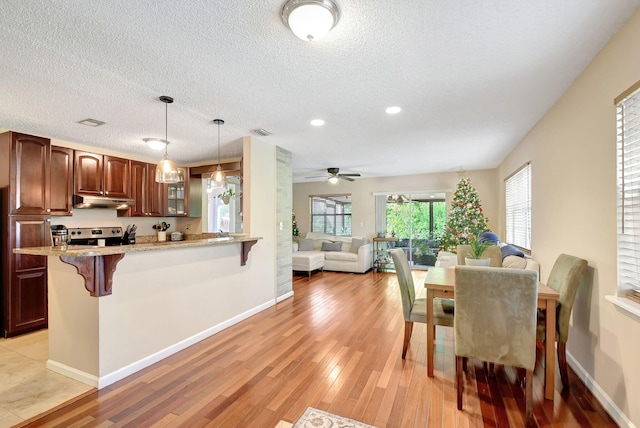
[617,83,640,293]
[505,163,531,250]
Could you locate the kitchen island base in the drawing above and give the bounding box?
[43,239,273,388]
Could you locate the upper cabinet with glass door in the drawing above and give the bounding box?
[165,167,189,216]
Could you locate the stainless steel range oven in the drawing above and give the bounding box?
[68,227,124,246]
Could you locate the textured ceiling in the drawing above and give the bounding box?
[0,1,638,183]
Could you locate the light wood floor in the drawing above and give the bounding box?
[18,270,616,427]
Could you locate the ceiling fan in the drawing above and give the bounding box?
[307,168,361,183]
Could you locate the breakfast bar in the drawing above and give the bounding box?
[16,236,260,297]
[14,236,270,389]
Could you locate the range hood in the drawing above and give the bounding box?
[73,195,134,210]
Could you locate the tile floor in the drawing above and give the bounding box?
[0,330,94,427]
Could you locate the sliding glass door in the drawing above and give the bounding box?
[386,194,446,268]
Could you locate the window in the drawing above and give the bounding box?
[385,194,446,267]
[310,195,352,236]
[505,163,532,250]
[616,80,640,296]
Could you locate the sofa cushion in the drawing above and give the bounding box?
[298,238,314,251]
[503,255,527,269]
[324,251,358,262]
[321,241,342,252]
[350,237,365,254]
[501,244,525,258]
[305,232,353,252]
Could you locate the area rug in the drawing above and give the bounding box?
[292,407,379,428]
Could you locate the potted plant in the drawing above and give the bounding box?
[465,236,491,266]
[217,187,235,204]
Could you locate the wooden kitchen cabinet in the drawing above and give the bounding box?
[125,161,164,217]
[50,146,74,215]
[74,151,130,198]
[6,133,50,215]
[0,132,72,216]
[2,215,50,337]
[0,131,72,337]
[165,167,189,216]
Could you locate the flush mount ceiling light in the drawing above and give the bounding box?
[281,0,340,42]
[212,119,227,188]
[144,137,168,151]
[385,106,402,114]
[154,95,181,183]
[310,119,325,126]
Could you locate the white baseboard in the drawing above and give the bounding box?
[276,291,294,303]
[46,360,99,387]
[567,351,636,428]
[47,299,276,389]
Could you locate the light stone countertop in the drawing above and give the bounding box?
[14,235,261,258]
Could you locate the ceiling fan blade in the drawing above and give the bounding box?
[337,173,361,177]
[339,176,355,182]
[305,175,328,178]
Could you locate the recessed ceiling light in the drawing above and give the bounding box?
[311,119,325,126]
[385,106,402,115]
[77,118,106,127]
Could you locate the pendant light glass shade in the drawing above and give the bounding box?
[213,119,227,187]
[156,152,180,183]
[154,95,180,183]
[212,166,226,188]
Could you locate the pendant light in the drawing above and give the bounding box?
[154,95,181,183]
[212,119,226,187]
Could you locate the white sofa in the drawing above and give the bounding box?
[293,232,373,274]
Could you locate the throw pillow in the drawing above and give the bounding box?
[501,244,525,259]
[478,231,500,244]
[502,255,527,269]
[350,237,365,254]
[321,241,342,252]
[298,238,314,251]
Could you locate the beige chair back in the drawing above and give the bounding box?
[390,248,415,321]
[546,254,588,342]
[454,266,539,370]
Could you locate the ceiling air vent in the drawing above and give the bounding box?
[77,118,106,127]
[250,128,272,137]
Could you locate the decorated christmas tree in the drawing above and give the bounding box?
[292,211,299,238]
[439,177,489,253]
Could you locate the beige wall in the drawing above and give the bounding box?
[293,169,499,239]
[497,9,640,426]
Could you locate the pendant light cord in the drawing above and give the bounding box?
[164,101,169,156]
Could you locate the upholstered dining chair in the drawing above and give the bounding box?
[390,249,454,359]
[536,253,587,389]
[454,266,539,427]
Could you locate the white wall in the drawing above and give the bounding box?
[293,169,499,239]
[497,9,640,427]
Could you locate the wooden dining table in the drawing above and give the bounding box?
[424,267,560,400]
